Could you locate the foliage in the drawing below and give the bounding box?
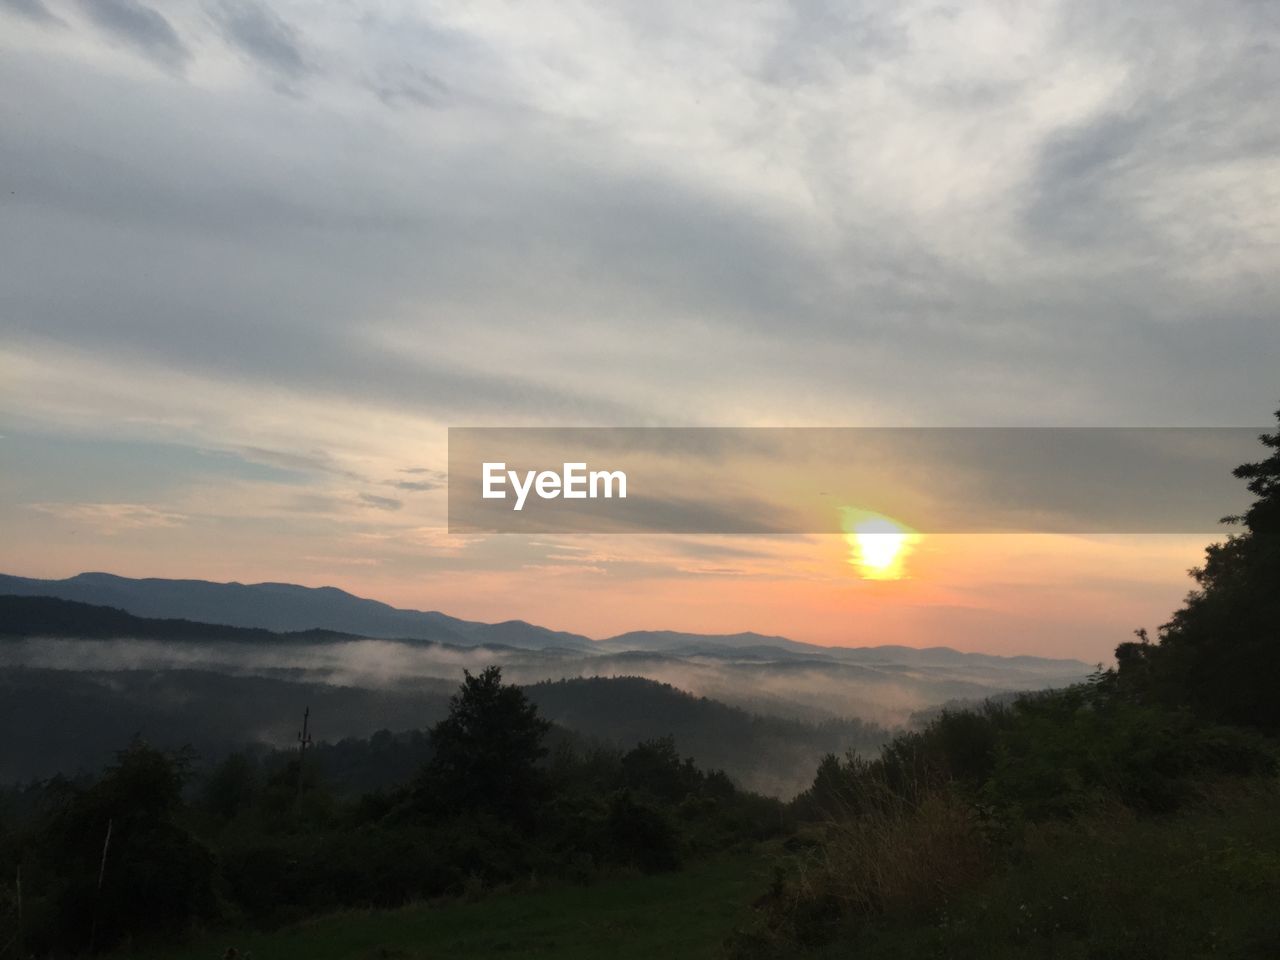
[764,667,1276,954]
[131,853,771,960]
[742,409,1280,956]
[0,668,785,954]
[11,742,216,955]
[738,786,1280,959]
[1116,410,1280,731]
[9,409,1280,958]
[413,665,552,823]
[526,676,892,797]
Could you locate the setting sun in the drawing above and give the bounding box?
[844,511,919,580]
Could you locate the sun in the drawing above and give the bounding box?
[842,510,919,580]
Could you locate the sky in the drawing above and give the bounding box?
[1,0,1277,660]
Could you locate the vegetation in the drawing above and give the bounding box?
[0,666,892,796]
[0,667,785,956]
[136,854,770,960]
[731,410,1280,957]
[1112,409,1280,732]
[1,410,1277,957]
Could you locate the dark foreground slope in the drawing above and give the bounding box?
[0,668,788,957]
[124,791,1280,960]
[137,854,771,960]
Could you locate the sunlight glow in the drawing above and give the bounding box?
[842,510,920,580]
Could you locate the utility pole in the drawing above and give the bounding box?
[88,818,112,954]
[295,706,313,801]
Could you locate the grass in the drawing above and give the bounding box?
[127,853,770,960]
[121,788,1280,960]
[792,786,1280,959]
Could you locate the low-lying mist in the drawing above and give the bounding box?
[0,635,1083,727]
[1,635,1087,796]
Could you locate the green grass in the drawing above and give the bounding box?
[131,854,769,960]
[804,789,1280,960]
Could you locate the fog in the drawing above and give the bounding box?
[1,635,1087,727]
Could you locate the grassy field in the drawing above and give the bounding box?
[799,789,1280,960]
[120,791,1280,960]
[130,853,769,960]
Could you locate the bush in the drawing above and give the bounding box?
[35,742,217,952]
[742,790,988,953]
[607,791,682,873]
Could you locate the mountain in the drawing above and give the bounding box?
[1,593,1095,785]
[0,572,593,651]
[0,594,357,644]
[0,572,1093,682]
[596,630,1087,677]
[0,661,888,795]
[597,630,818,656]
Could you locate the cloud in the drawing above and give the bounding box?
[0,0,1277,653]
[1,0,60,24]
[359,493,403,511]
[75,0,188,69]
[210,0,308,82]
[29,502,187,533]
[371,65,451,109]
[6,0,1277,433]
[392,467,446,492]
[236,446,357,478]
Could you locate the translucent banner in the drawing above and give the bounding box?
[448,427,1264,534]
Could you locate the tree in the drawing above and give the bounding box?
[620,736,701,802]
[41,741,216,952]
[1117,409,1280,730]
[415,666,551,822]
[202,751,258,824]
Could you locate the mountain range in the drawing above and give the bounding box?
[0,572,1089,675]
[0,579,1096,793]
[0,571,592,650]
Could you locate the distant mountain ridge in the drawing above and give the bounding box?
[0,595,359,644]
[0,571,1091,672]
[598,630,816,655]
[0,572,593,651]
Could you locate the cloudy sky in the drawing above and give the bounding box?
[2,0,1277,658]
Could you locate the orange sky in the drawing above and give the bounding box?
[1,517,1215,663]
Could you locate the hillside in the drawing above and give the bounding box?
[0,594,356,644]
[0,572,593,650]
[0,593,1090,736]
[0,572,1093,676]
[0,662,888,795]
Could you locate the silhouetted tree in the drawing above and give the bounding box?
[415,666,551,822]
[1117,408,1280,730]
[202,751,258,823]
[606,791,681,872]
[42,741,215,952]
[620,735,702,802]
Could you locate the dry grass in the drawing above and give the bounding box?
[802,792,986,916]
[738,786,989,953]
